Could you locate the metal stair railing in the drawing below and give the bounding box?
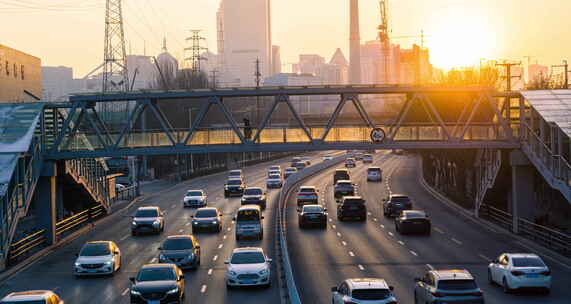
[1,138,44,265]
[520,123,571,202]
[474,149,502,213]
[65,158,110,211]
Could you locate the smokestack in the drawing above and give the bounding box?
[349,0,361,84]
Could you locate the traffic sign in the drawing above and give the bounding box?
[370,128,386,143]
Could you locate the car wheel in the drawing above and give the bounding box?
[299,222,304,229]
[502,277,512,294]
[543,288,550,295]
[224,192,229,198]
[322,223,327,229]
[226,283,233,290]
[236,234,240,241]
[263,281,271,289]
[425,228,431,236]
[131,231,137,236]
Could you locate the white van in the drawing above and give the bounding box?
[234,205,264,241]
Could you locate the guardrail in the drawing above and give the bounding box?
[480,204,570,257]
[114,185,138,202]
[55,205,106,238]
[7,230,46,265]
[276,154,346,304]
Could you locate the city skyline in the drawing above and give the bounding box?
[1,0,570,77]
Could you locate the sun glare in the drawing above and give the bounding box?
[428,8,495,70]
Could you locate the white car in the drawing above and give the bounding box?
[266,173,283,188]
[332,278,397,304]
[363,154,373,163]
[268,165,281,174]
[323,155,333,161]
[1,290,64,304]
[183,189,207,208]
[488,253,551,294]
[74,241,121,276]
[225,247,272,288]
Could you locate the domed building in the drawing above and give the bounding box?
[156,37,179,79]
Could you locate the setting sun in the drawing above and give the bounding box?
[427,7,495,70]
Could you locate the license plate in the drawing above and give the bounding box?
[527,274,539,278]
[87,269,98,273]
[243,280,254,284]
[149,301,160,304]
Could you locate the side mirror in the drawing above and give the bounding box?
[114,250,120,255]
[158,247,162,250]
[129,277,136,283]
[190,215,194,218]
[323,208,327,212]
[491,259,498,264]
[389,286,394,291]
[195,245,200,249]
[296,207,301,212]
[220,214,224,216]
[331,286,338,292]
[224,260,229,264]
[75,253,79,257]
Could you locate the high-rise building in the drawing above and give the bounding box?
[349,0,361,84]
[126,55,156,90]
[0,44,42,102]
[42,66,73,101]
[217,0,272,87]
[271,45,282,75]
[298,54,326,75]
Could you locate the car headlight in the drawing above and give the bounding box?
[188,253,195,260]
[212,221,218,224]
[104,260,113,265]
[259,269,268,275]
[229,270,237,276]
[193,221,198,225]
[131,221,137,226]
[166,287,179,294]
[74,262,81,267]
[152,220,160,226]
[130,289,141,296]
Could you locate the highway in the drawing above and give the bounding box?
[286,151,571,303]
[0,151,331,303]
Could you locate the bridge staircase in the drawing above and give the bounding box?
[474,149,502,215]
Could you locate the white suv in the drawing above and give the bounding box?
[332,278,397,304]
[225,247,272,288]
[488,253,551,294]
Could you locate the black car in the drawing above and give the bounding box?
[293,161,307,170]
[337,196,366,221]
[383,194,413,218]
[191,207,223,232]
[333,169,350,184]
[131,206,165,236]
[241,187,267,209]
[334,180,356,198]
[158,235,201,270]
[130,264,185,303]
[224,178,246,197]
[395,210,431,235]
[298,205,327,229]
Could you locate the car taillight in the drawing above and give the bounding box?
[431,291,445,297]
[511,270,525,276]
[540,270,551,276]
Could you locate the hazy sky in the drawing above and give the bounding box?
[2,0,570,77]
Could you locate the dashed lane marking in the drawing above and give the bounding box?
[336,232,342,237]
[341,241,347,246]
[227,228,231,232]
[223,235,227,240]
[397,240,405,246]
[121,288,130,296]
[434,227,445,234]
[329,218,333,222]
[200,285,207,293]
[358,264,365,271]
[410,250,418,256]
[119,234,129,241]
[380,224,385,229]
[479,254,491,261]
[451,238,463,245]
[179,229,184,233]
[185,223,190,226]
[373,218,378,222]
[150,258,157,263]
[218,244,223,249]
[208,268,213,275]
[349,251,355,257]
[332,224,336,229]
[171,204,176,209]
[388,232,394,237]
[213,255,218,261]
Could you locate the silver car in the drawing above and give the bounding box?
[332,278,397,304]
[74,241,121,276]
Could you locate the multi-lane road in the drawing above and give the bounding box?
[1,150,570,303]
[286,151,571,303]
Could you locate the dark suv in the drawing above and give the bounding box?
[334,180,357,198]
[158,235,201,270]
[241,187,267,209]
[130,264,185,303]
[224,178,246,197]
[333,169,351,184]
[383,194,413,218]
[337,196,366,221]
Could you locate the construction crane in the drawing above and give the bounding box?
[377,0,390,84]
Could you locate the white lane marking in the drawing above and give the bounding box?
[119,234,129,241]
[380,224,385,229]
[208,268,213,275]
[223,235,227,240]
[121,288,130,296]
[341,241,347,246]
[213,255,218,261]
[426,264,434,270]
[410,250,418,256]
[336,232,342,237]
[349,251,355,257]
[150,258,157,263]
[373,218,378,222]
[329,218,333,222]
[227,227,231,232]
[367,212,372,215]
[358,264,365,271]
[397,240,405,246]
[434,227,445,234]
[479,254,491,261]
[332,224,336,229]
[200,284,207,293]
[388,232,394,237]
[451,238,463,245]
[179,229,184,233]
[218,244,223,249]
[185,223,190,226]
[171,204,176,209]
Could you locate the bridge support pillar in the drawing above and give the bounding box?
[510,150,537,234]
[35,161,61,246]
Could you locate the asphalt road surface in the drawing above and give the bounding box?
[286,151,571,304]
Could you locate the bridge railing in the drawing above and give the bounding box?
[480,204,570,257]
[65,158,110,210]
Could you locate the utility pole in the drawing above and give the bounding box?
[185,30,208,86]
[210,69,218,88]
[254,58,262,126]
[551,60,569,89]
[496,61,521,91]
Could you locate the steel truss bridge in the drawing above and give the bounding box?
[42,85,522,159]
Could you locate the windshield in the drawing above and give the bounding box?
[344,199,363,205]
[285,168,297,172]
[137,268,176,282]
[392,197,410,203]
[368,168,381,173]
[438,279,478,290]
[512,257,546,267]
[244,188,262,195]
[162,238,194,250]
[299,188,316,193]
[227,180,242,185]
[303,206,323,213]
[195,209,217,218]
[186,191,203,197]
[231,252,265,264]
[337,182,352,187]
[269,166,279,171]
[352,289,391,300]
[229,171,241,177]
[80,243,110,256]
[135,209,158,217]
[404,212,425,219]
[268,174,280,179]
[236,210,260,221]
